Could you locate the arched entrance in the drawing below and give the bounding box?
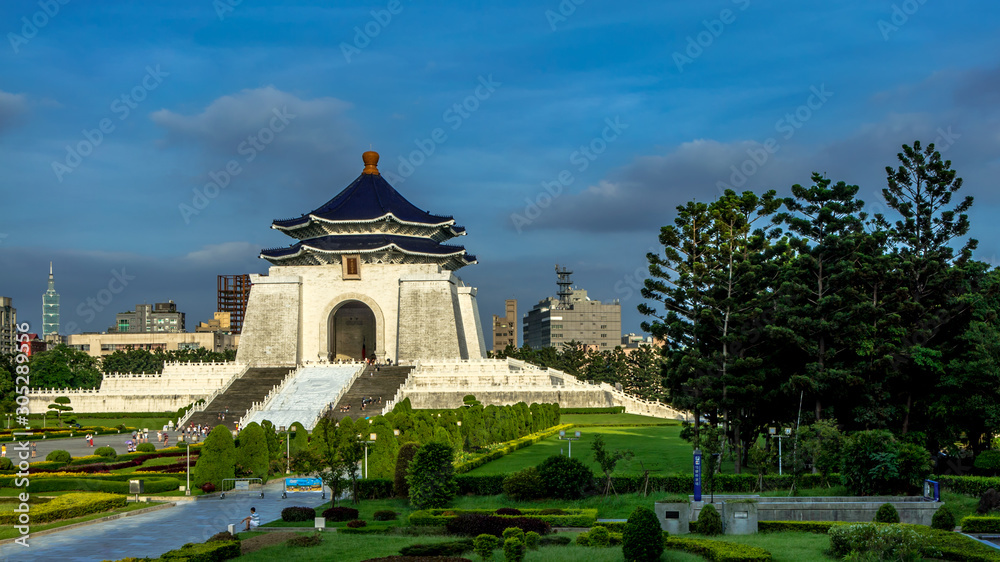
[329,300,377,361]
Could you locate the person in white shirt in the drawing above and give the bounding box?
[242,507,260,531]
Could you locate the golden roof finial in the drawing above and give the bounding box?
[362,150,380,175]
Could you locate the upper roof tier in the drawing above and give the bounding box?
[272,151,466,241]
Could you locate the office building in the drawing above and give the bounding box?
[492,299,518,352]
[0,297,16,355]
[66,331,238,358]
[218,275,251,334]
[523,265,621,350]
[196,311,232,333]
[114,301,186,333]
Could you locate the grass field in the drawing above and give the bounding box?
[560,413,677,426]
[466,424,734,476]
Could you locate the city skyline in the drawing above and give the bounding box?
[1,1,999,338]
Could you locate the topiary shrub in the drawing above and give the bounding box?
[137,443,156,453]
[829,523,924,559]
[525,531,540,550]
[496,508,523,516]
[0,458,13,471]
[46,450,71,463]
[406,442,459,509]
[503,536,526,562]
[193,425,236,489]
[394,442,420,498]
[323,506,359,522]
[94,446,117,459]
[373,510,397,521]
[207,531,239,542]
[978,488,1000,514]
[474,533,500,560]
[536,454,593,499]
[874,503,900,523]
[931,506,956,531]
[502,527,525,543]
[576,532,591,546]
[281,506,316,522]
[697,504,722,536]
[235,422,269,480]
[200,482,216,493]
[974,450,1000,476]
[589,525,611,547]
[346,519,367,528]
[446,513,551,537]
[287,533,322,547]
[623,506,665,562]
[502,467,544,501]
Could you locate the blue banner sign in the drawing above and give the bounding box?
[693,449,702,502]
[285,477,322,493]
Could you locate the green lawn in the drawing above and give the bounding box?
[0,500,161,540]
[560,413,677,426]
[466,425,733,476]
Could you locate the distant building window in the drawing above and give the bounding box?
[343,254,361,280]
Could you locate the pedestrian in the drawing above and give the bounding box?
[30,442,36,458]
[163,433,169,448]
[1,444,5,457]
[241,507,260,531]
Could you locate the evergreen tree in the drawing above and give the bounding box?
[193,424,236,488]
[369,416,400,479]
[406,442,458,508]
[235,422,269,480]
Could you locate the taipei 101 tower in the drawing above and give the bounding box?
[42,262,60,339]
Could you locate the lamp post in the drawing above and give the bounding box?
[559,430,582,458]
[5,414,10,429]
[362,433,377,478]
[769,427,790,475]
[185,442,191,496]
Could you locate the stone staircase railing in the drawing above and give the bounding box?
[238,363,366,431]
[178,363,249,427]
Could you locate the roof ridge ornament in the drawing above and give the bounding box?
[362,150,380,175]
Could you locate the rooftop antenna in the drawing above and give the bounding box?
[555,264,573,308]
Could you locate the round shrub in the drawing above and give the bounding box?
[623,506,665,562]
[536,454,593,499]
[931,506,956,531]
[137,443,156,453]
[874,503,900,523]
[974,450,1000,476]
[346,519,367,528]
[503,536,525,562]
[589,525,611,547]
[697,504,722,536]
[576,533,590,546]
[281,506,316,522]
[502,527,525,542]
[200,482,216,493]
[0,457,13,471]
[406,441,458,509]
[208,531,239,542]
[46,450,71,463]
[496,508,523,516]
[502,467,544,501]
[94,446,117,459]
[322,506,359,522]
[373,510,397,521]
[525,531,540,550]
[474,533,500,559]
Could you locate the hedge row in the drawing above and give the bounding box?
[409,508,597,527]
[935,475,1000,497]
[453,424,574,474]
[758,521,849,533]
[909,525,1000,562]
[665,537,772,561]
[961,516,1000,533]
[0,476,180,493]
[576,528,624,546]
[0,492,127,525]
[159,540,241,561]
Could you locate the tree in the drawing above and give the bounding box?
[622,506,665,562]
[30,345,101,389]
[591,434,633,498]
[406,441,458,508]
[288,421,308,456]
[796,419,843,486]
[536,454,593,499]
[310,417,349,506]
[394,442,420,498]
[235,422,269,480]
[336,418,364,504]
[193,424,236,489]
[260,420,280,460]
[368,416,399,479]
[47,396,74,426]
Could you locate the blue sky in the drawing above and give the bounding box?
[1,0,999,339]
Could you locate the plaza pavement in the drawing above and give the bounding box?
[0,479,328,562]
[13,429,202,460]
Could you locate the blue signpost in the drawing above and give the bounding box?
[693,448,702,502]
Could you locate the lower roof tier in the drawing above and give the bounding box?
[260,234,477,270]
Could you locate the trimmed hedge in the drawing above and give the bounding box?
[159,540,241,561]
[0,476,180,494]
[0,492,127,525]
[935,475,1000,497]
[323,506,360,522]
[665,537,772,561]
[281,506,316,522]
[758,521,847,533]
[445,513,551,537]
[410,508,596,527]
[453,424,574,474]
[961,516,1000,533]
[909,525,1000,561]
[399,539,474,557]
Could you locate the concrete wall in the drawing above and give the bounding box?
[695,495,942,527]
[397,272,464,361]
[457,287,487,359]
[236,273,302,366]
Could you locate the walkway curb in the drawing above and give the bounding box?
[0,502,176,545]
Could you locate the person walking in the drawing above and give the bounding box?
[1,444,6,458]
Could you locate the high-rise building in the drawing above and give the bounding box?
[218,275,251,334]
[492,299,518,351]
[0,297,16,355]
[114,301,186,333]
[523,265,621,351]
[42,262,60,339]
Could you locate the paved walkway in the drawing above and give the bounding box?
[0,479,328,561]
[14,430,202,460]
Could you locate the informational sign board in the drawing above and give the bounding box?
[234,480,249,491]
[285,477,322,493]
[693,449,703,502]
[923,480,940,502]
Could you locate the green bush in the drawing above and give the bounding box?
[829,523,924,561]
[909,525,1000,561]
[503,536,525,562]
[525,531,539,550]
[960,516,1000,533]
[235,422,269,480]
[159,540,241,561]
[536,454,593,499]
[137,443,156,453]
[841,430,931,495]
[874,503,901,523]
[622,506,665,562]
[758,521,846,533]
[94,446,117,459]
[0,492,127,525]
[474,533,500,560]
[979,488,1000,514]
[394,442,420,498]
[502,466,544,500]
[0,458,12,471]
[664,537,772,561]
[502,527,525,543]
[408,508,596,527]
[930,506,956,531]
[406,442,459,509]
[539,535,571,546]
[589,525,611,547]
[697,504,723,536]
[281,506,315,522]
[936,475,1000,497]
[373,510,397,521]
[193,425,236,489]
[975,451,1000,476]
[399,539,474,557]
[46,450,71,463]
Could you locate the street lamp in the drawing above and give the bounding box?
[769,427,790,475]
[559,430,582,458]
[185,442,191,496]
[280,426,295,474]
[362,433,377,478]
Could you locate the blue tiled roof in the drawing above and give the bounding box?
[273,173,455,229]
[260,234,473,260]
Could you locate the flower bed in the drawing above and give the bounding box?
[0,492,127,525]
[409,508,596,527]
